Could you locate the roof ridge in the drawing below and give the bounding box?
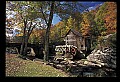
[70,29,82,37]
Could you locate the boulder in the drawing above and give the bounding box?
[87,47,116,69]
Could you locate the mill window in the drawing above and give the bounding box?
[81,45,83,47]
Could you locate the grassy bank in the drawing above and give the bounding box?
[6,54,69,77]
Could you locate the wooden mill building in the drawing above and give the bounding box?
[64,29,91,53]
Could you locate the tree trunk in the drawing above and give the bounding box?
[20,36,25,55]
[23,36,29,56]
[44,1,55,62]
[20,19,27,56]
[20,28,26,55]
[22,23,36,56]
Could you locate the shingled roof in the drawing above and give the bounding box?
[64,29,83,37]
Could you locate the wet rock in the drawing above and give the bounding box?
[67,60,75,64]
[54,64,66,70]
[53,60,60,64]
[60,61,68,65]
[6,47,19,54]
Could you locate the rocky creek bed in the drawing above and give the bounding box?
[46,47,116,77]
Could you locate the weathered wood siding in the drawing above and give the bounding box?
[66,31,77,46]
[64,29,91,53]
[64,31,86,51]
[81,37,86,50]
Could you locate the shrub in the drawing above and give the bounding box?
[97,33,116,48]
[90,41,98,51]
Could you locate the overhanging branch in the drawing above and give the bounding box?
[40,6,48,26]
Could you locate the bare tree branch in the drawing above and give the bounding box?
[29,23,37,36]
[27,20,33,34]
[40,6,48,26]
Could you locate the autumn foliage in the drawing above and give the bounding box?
[95,2,117,35]
[104,2,117,34]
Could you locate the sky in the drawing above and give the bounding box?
[52,14,61,26]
